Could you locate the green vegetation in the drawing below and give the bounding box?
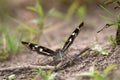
[0,0,119,80]
[0,0,86,60]
[27,0,86,21]
[99,0,120,45]
[34,68,57,80]
[80,64,116,80]
[0,23,21,60]
[27,0,45,29]
[77,5,86,19]
[48,1,86,20]
[9,16,40,42]
[7,74,15,80]
[107,35,117,45]
[91,44,109,55]
[64,1,86,19]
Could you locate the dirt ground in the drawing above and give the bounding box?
[0,5,120,80]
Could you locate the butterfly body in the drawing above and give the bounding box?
[55,49,65,61]
[22,22,84,59]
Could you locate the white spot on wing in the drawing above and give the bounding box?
[39,48,43,52]
[35,45,38,48]
[44,52,50,55]
[69,38,72,42]
[72,32,75,35]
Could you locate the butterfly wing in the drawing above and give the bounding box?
[62,22,84,52]
[21,41,56,56]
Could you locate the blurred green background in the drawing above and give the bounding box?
[0,0,110,60]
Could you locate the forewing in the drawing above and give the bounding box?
[62,22,84,52]
[21,41,56,56]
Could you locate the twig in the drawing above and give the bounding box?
[75,47,90,57]
[0,65,55,72]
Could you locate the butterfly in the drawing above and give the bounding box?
[21,22,84,60]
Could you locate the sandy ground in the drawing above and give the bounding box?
[0,5,120,80]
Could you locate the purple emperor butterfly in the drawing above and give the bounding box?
[22,22,84,59]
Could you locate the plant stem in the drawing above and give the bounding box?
[116,23,120,45]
